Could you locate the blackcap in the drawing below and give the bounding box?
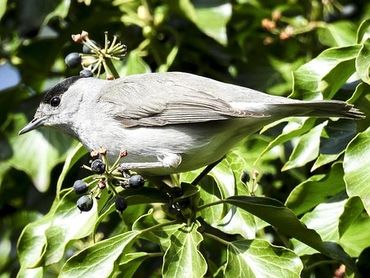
[19,72,364,175]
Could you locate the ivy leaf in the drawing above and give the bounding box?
[224,196,357,272]
[355,39,370,85]
[344,126,370,215]
[224,239,303,278]
[282,121,327,171]
[9,114,72,192]
[59,230,141,278]
[162,222,207,278]
[291,45,360,100]
[17,191,98,268]
[286,163,345,215]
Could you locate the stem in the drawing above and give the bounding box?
[203,232,230,246]
[197,200,225,212]
[104,58,120,79]
[304,260,337,272]
[140,220,178,234]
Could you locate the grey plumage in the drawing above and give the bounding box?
[19,72,364,175]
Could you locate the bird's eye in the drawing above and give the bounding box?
[50,96,61,107]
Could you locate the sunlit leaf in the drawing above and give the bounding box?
[224,239,303,278]
[162,222,207,278]
[0,0,7,20]
[344,127,370,215]
[17,191,98,268]
[224,196,356,271]
[9,114,72,192]
[356,39,370,85]
[357,19,370,44]
[286,163,345,215]
[291,45,360,100]
[282,121,327,171]
[60,230,141,278]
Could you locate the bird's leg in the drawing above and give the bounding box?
[119,153,182,171]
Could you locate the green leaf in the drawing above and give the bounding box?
[340,210,370,257]
[357,19,370,44]
[344,126,370,215]
[43,0,71,24]
[9,114,72,192]
[291,45,360,100]
[0,0,7,20]
[17,267,43,278]
[116,252,156,278]
[292,197,347,256]
[198,175,224,224]
[312,120,357,171]
[318,22,357,47]
[17,191,98,268]
[282,121,327,171]
[356,39,370,85]
[60,230,141,278]
[286,163,345,215]
[224,196,356,271]
[157,45,179,72]
[119,49,151,76]
[292,196,365,257]
[193,1,232,45]
[56,143,87,197]
[162,222,207,278]
[0,232,11,270]
[224,239,303,278]
[259,118,315,161]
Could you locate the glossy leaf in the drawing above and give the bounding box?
[9,114,72,192]
[282,121,327,171]
[344,127,370,214]
[193,1,232,45]
[60,230,141,278]
[286,163,345,215]
[224,196,356,271]
[224,239,303,278]
[291,45,360,100]
[259,118,315,161]
[292,196,364,257]
[311,120,357,171]
[56,143,87,197]
[355,39,370,85]
[357,19,370,44]
[17,191,98,268]
[318,22,357,47]
[292,198,347,256]
[0,0,6,20]
[162,222,207,278]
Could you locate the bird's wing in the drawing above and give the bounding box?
[98,73,267,127]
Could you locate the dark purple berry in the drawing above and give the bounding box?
[115,196,127,212]
[128,175,145,188]
[82,40,99,54]
[241,171,250,184]
[79,69,93,77]
[65,52,81,68]
[73,180,88,194]
[77,195,93,212]
[91,159,105,174]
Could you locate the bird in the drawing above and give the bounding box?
[19,72,364,175]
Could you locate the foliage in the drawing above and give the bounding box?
[0,0,370,277]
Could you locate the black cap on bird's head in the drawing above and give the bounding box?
[19,76,82,135]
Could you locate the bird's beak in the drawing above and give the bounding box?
[18,116,47,135]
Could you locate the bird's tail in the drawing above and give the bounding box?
[271,100,365,119]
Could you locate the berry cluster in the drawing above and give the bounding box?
[73,147,145,213]
[64,31,127,79]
